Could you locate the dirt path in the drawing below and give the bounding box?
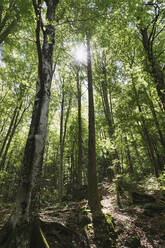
[101,184,165,248]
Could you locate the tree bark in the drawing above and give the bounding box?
[130,129,143,166]
[86,34,101,213]
[144,86,165,153]
[140,27,165,110]
[59,83,72,201]
[100,63,114,136]
[0,103,29,170]
[59,81,65,201]
[100,61,121,174]
[132,75,159,177]
[77,68,83,187]
[0,0,59,247]
[124,133,134,175]
[0,107,17,158]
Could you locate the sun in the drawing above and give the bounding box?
[72,44,87,64]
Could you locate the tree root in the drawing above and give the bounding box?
[0,218,49,248]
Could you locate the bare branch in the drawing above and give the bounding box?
[154,24,165,40]
[156,49,165,59]
[148,6,160,43]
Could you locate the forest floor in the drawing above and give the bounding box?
[0,180,165,247]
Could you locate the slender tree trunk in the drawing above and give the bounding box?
[130,129,143,166]
[59,82,65,202]
[59,87,72,201]
[5,148,14,171]
[71,142,75,186]
[63,96,72,146]
[77,69,83,187]
[100,64,114,136]
[100,62,121,174]
[62,95,72,191]
[132,74,159,177]
[141,127,159,177]
[0,1,59,247]
[0,116,8,136]
[124,133,134,175]
[53,144,59,188]
[0,107,17,158]
[0,104,29,170]
[86,34,101,213]
[144,87,165,153]
[0,111,19,170]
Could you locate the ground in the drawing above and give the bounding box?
[0,181,165,248]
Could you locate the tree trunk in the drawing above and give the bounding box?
[0,103,29,170]
[144,87,165,153]
[140,27,165,110]
[59,81,65,202]
[77,69,83,187]
[132,74,159,177]
[0,107,17,158]
[100,61,121,174]
[86,34,101,213]
[124,133,134,175]
[0,0,59,247]
[59,85,72,201]
[100,64,114,136]
[70,142,75,186]
[130,129,143,166]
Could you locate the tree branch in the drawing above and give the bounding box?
[32,0,43,84]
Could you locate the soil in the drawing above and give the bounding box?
[0,182,165,248]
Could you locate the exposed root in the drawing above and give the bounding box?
[0,218,49,248]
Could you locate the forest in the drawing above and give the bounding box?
[0,0,165,247]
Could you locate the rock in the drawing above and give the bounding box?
[125,235,141,248]
[132,192,155,204]
[144,202,165,211]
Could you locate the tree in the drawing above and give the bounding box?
[0,0,31,44]
[126,1,165,110]
[0,0,59,247]
[86,34,101,214]
[58,78,72,201]
[76,67,83,187]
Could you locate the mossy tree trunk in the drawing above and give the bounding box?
[0,0,59,247]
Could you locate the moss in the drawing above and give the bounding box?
[86,223,93,229]
[104,213,114,230]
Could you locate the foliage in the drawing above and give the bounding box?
[0,0,164,209]
[158,171,165,189]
